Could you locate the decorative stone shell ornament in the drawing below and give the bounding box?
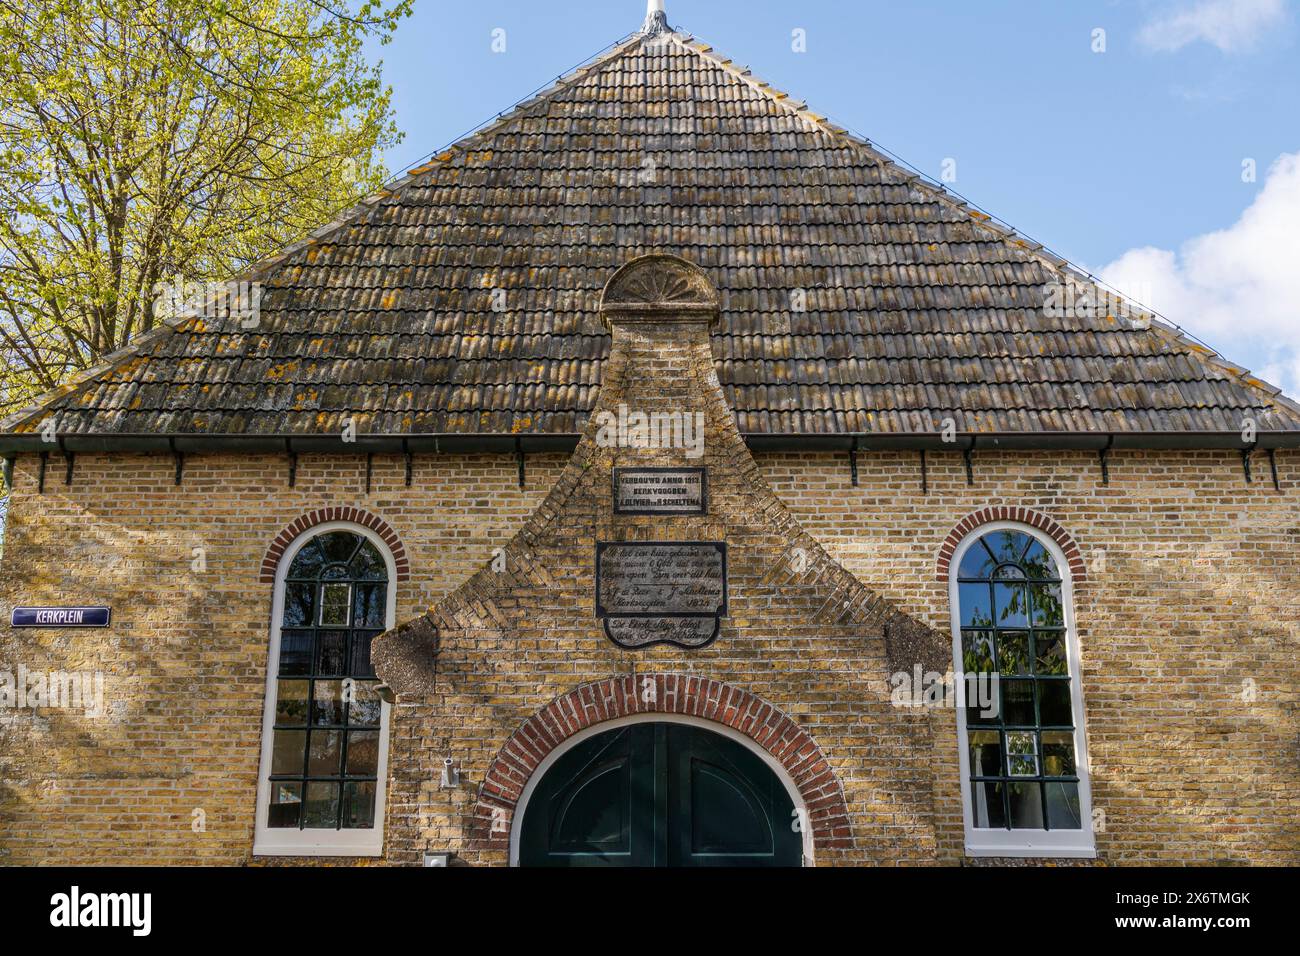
[599,253,720,328]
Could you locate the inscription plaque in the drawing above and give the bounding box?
[595,542,727,649]
[613,468,707,515]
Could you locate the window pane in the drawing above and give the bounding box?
[316,630,348,676]
[1030,584,1064,627]
[283,583,315,627]
[972,781,1007,828]
[1001,679,1035,725]
[319,583,351,627]
[350,631,379,678]
[1039,680,1073,726]
[997,631,1030,674]
[1021,538,1057,579]
[275,680,309,725]
[286,540,324,578]
[1008,782,1044,829]
[271,730,306,776]
[1046,782,1083,830]
[349,681,383,727]
[278,631,313,676]
[346,731,380,776]
[312,681,345,726]
[966,673,1001,722]
[343,782,377,828]
[994,583,1028,627]
[966,696,999,726]
[307,730,343,776]
[317,531,360,564]
[1034,634,1068,675]
[1042,731,1077,777]
[353,584,385,628]
[961,630,995,675]
[303,782,340,829]
[968,730,1002,777]
[1005,731,1038,776]
[268,782,302,829]
[985,531,1028,564]
[957,540,998,579]
[349,542,387,581]
[959,583,994,627]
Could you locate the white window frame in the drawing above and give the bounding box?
[949,520,1096,858]
[253,521,395,857]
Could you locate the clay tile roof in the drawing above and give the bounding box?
[4,26,1299,441]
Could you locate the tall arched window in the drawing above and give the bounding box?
[949,522,1095,857]
[254,523,393,856]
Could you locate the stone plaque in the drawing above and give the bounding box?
[613,468,707,515]
[595,542,727,649]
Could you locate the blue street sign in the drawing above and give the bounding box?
[10,607,111,628]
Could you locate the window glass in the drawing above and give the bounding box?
[955,529,1083,832]
[267,530,388,832]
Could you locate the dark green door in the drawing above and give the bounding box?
[519,722,803,867]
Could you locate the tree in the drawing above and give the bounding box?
[0,0,412,422]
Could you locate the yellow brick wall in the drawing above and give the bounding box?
[760,449,1300,865]
[1,446,1296,864]
[0,452,563,864]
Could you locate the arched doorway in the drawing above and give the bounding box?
[518,720,804,867]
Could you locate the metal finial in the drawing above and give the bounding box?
[643,0,671,35]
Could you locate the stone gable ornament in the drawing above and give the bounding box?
[600,253,719,326]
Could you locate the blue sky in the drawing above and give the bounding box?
[365,0,1300,392]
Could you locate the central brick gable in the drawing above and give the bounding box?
[372,255,946,865]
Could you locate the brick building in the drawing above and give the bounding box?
[1,3,1297,866]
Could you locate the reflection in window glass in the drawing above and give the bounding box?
[955,529,1082,831]
[269,531,388,831]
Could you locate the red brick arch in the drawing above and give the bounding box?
[937,506,1086,584]
[472,674,853,855]
[259,507,409,583]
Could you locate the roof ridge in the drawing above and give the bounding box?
[664,31,1300,422]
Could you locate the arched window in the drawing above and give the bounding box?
[949,522,1095,857]
[254,523,394,856]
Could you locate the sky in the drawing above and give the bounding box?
[364,0,1300,394]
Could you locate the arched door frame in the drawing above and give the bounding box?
[509,713,814,866]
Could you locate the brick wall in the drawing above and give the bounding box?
[0,445,1296,864]
[761,448,1300,865]
[0,451,563,864]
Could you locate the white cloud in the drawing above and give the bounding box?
[1099,151,1300,395]
[1138,0,1288,53]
